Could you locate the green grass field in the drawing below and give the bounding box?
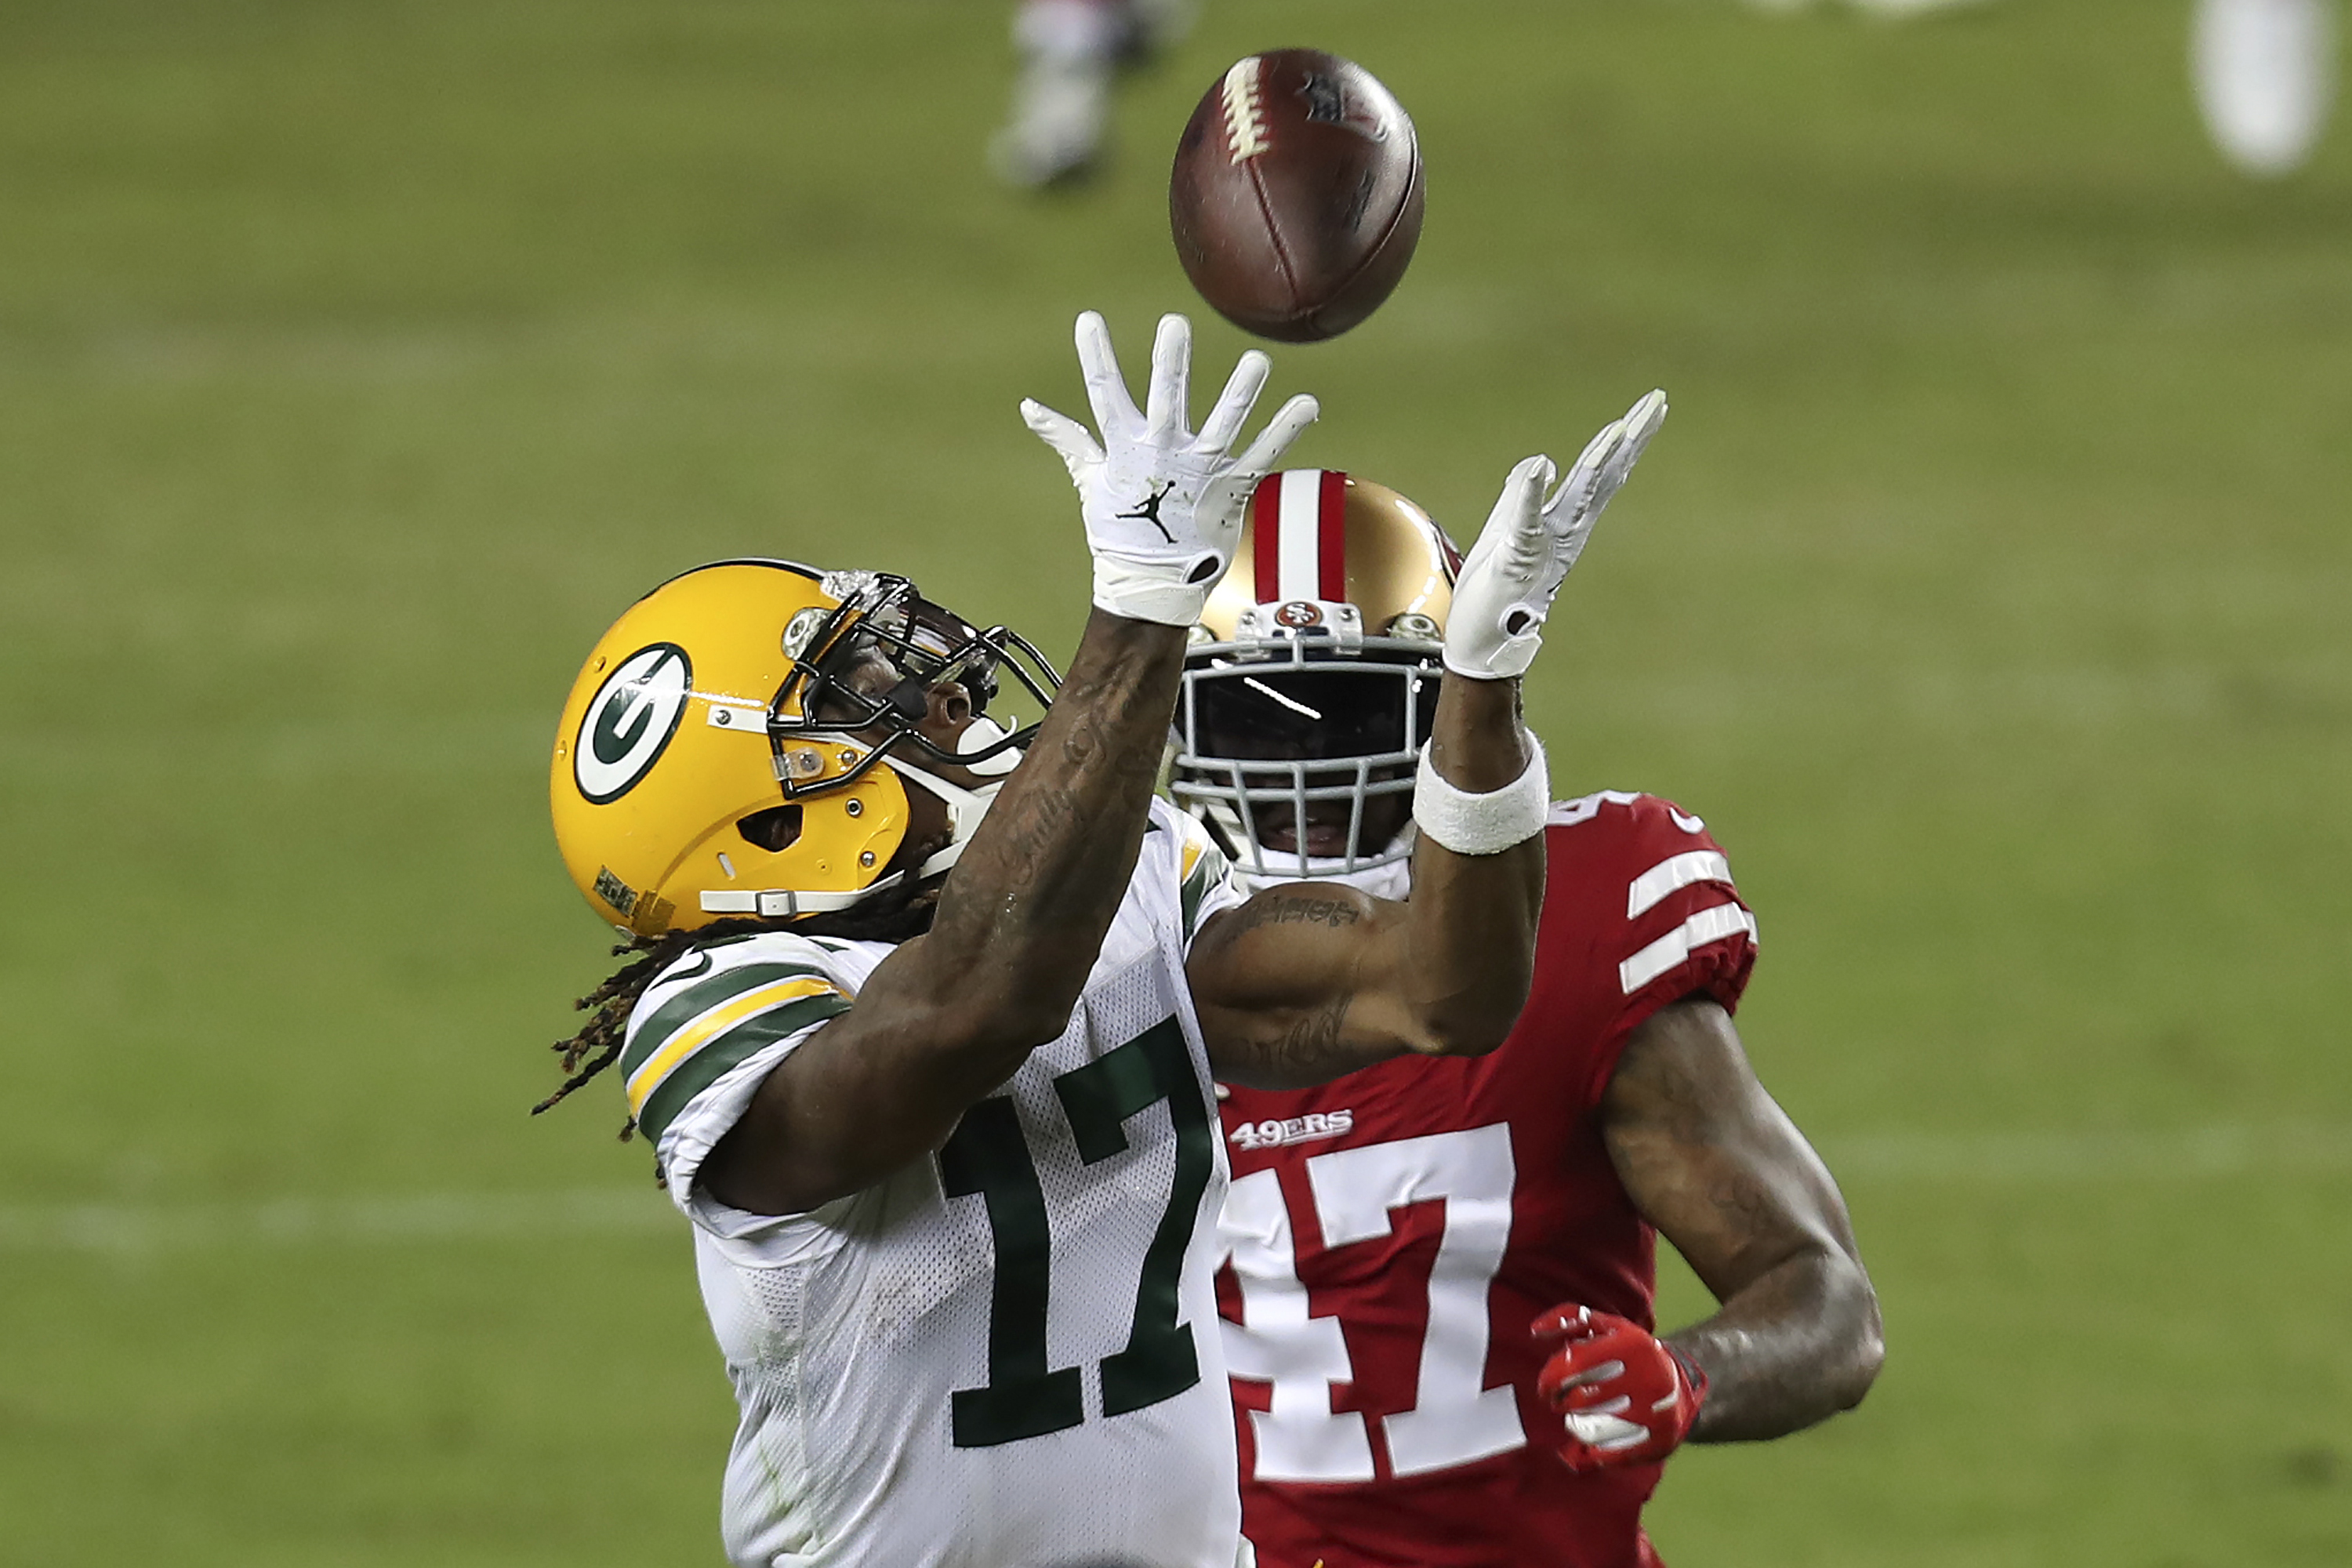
[2,1,2347,1563]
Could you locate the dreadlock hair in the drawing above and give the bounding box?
[534,872,946,1140]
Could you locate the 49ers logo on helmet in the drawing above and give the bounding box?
[574,643,692,804]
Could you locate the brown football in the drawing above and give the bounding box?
[1170,49,1425,343]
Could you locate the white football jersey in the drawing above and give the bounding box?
[623,800,1251,1568]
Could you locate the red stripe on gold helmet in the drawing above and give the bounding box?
[1201,471,1458,644]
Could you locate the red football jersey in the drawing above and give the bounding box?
[1214,792,1759,1568]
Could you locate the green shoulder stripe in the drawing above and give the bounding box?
[621,960,835,1081]
[1180,837,1232,941]
[635,992,852,1145]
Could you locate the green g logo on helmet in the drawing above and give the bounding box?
[574,643,692,804]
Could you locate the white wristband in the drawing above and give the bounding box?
[1412,734,1549,855]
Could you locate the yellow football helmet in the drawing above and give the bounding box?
[1174,470,1459,890]
[551,560,1058,936]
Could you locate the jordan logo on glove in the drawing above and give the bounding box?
[1022,310,1320,627]
[1116,481,1179,543]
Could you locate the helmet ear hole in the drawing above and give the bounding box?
[738,804,804,854]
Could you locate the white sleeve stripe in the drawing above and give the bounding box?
[1618,902,1757,995]
[1626,850,1734,917]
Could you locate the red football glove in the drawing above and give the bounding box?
[1532,1304,1708,1473]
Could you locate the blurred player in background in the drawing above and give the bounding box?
[1191,436,1886,1568]
[1751,0,2336,179]
[537,310,1645,1566]
[994,0,1196,187]
[2193,0,2337,176]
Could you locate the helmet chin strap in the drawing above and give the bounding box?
[700,875,906,919]
[889,715,1022,880]
[952,715,1025,777]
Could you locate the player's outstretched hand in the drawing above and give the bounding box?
[1531,1302,1706,1472]
[1022,310,1319,626]
[1443,390,1668,679]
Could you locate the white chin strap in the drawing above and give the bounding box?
[953,715,1024,777]
[890,760,1002,881]
[699,877,907,920]
[699,720,1020,920]
[896,713,1023,879]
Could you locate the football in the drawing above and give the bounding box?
[1170,49,1425,343]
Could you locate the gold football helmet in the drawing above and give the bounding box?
[551,560,1058,936]
[1174,470,1458,890]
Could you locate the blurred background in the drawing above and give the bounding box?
[2,1,2347,1563]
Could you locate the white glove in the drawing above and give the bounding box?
[1023,310,1319,626]
[1444,390,1668,680]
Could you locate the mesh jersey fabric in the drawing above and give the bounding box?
[636,799,1253,1568]
[1214,793,1759,1568]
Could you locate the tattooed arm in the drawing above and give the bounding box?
[700,310,1314,1214]
[1602,998,1884,1439]
[699,612,1185,1214]
[1187,674,1544,1087]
